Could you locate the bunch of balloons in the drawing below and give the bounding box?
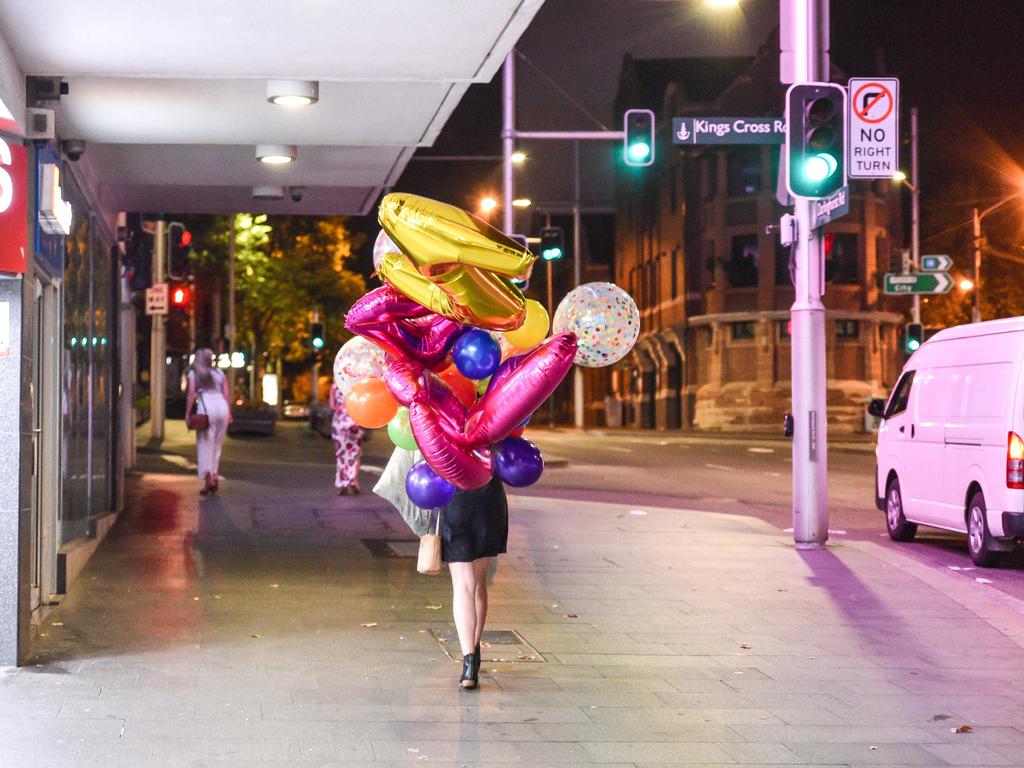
[339,193,639,510]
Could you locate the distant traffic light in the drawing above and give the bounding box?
[903,322,923,354]
[170,284,189,308]
[539,227,565,261]
[310,321,325,350]
[786,83,846,198]
[168,222,193,279]
[623,108,655,167]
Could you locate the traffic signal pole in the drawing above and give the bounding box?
[783,0,829,548]
[149,218,166,444]
[501,52,624,429]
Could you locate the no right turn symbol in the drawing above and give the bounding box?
[853,82,894,124]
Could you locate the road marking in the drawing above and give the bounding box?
[603,446,633,453]
[705,463,733,471]
[784,528,847,535]
[629,509,648,516]
[747,447,775,454]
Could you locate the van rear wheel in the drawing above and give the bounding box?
[885,477,917,542]
[967,491,1000,567]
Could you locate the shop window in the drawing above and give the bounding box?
[727,234,759,288]
[836,319,859,340]
[731,321,756,341]
[825,232,859,284]
[726,148,761,196]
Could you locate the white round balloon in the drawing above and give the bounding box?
[333,337,387,396]
[373,229,401,271]
[552,282,640,367]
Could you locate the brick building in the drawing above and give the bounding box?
[605,40,908,433]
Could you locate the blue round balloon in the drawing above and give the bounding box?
[452,329,502,380]
[405,461,456,509]
[493,436,544,487]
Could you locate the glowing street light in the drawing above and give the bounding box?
[512,198,531,208]
[706,0,739,7]
[892,169,908,183]
[959,278,975,291]
[479,197,498,214]
[511,151,526,164]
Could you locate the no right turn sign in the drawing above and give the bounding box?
[847,77,899,179]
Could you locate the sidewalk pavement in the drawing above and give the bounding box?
[3,433,1024,767]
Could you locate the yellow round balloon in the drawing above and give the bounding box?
[504,299,550,350]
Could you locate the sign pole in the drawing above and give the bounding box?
[784,0,829,549]
[911,107,921,325]
[149,218,166,444]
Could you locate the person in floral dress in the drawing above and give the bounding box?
[329,383,362,494]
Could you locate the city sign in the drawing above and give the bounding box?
[811,185,849,229]
[673,117,785,145]
[920,254,952,272]
[38,163,72,235]
[884,272,952,295]
[145,283,169,315]
[0,135,27,275]
[847,77,899,179]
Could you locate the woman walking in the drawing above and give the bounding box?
[441,476,508,690]
[329,382,362,494]
[185,348,232,495]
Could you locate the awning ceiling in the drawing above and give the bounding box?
[0,0,543,214]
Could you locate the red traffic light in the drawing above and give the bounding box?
[179,230,192,247]
[171,286,188,306]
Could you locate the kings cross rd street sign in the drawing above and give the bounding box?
[673,117,785,145]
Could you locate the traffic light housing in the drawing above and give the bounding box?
[170,284,189,308]
[310,321,325,350]
[168,222,193,279]
[786,83,846,198]
[623,108,655,167]
[903,322,923,354]
[539,227,565,261]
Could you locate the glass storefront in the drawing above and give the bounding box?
[58,170,116,542]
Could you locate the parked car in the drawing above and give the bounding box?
[872,317,1024,566]
[282,400,310,420]
[227,400,277,437]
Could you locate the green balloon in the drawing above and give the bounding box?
[475,376,491,396]
[387,406,418,450]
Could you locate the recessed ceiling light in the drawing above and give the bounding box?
[256,144,296,164]
[266,79,319,107]
[252,185,284,200]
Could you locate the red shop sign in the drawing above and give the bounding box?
[0,136,27,274]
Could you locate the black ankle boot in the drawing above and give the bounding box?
[473,644,481,677]
[460,652,479,689]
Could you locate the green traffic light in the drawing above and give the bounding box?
[803,152,838,183]
[542,247,563,261]
[627,141,651,162]
[312,337,324,349]
[906,338,920,352]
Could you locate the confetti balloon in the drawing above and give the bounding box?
[333,337,387,396]
[552,282,639,367]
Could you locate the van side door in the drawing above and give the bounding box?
[908,368,954,526]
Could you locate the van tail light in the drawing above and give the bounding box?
[1008,432,1024,488]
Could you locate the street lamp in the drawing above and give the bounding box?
[958,278,975,292]
[891,108,921,323]
[511,151,526,164]
[972,191,1024,322]
[512,198,531,208]
[479,196,497,215]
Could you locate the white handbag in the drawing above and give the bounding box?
[373,447,433,536]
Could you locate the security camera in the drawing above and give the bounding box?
[61,139,86,161]
[289,186,305,203]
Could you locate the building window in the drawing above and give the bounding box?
[700,155,717,199]
[726,148,761,196]
[727,234,759,288]
[779,319,791,339]
[731,321,756,341]
[825,232,858,284]
[775,241,791,286]
[836,319,859,340]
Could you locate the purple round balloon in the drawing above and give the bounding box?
[406,461,457,509]
[493,436,544,487]
[452,329,502,380]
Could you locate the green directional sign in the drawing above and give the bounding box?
[884,272,952,295]
[920,254,952,272]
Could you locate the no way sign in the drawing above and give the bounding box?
[847,77,899,179]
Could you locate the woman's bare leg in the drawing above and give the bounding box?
[472,557,490,647]
[448,562,479,656]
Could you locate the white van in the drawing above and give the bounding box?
[872,317,1024,566]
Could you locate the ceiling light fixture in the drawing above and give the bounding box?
[252,185,285,200]
[256,144,296,164]
[266,79,319,107]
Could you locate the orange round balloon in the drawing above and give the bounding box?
[438,365,477,409]
[346,379,399,428]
